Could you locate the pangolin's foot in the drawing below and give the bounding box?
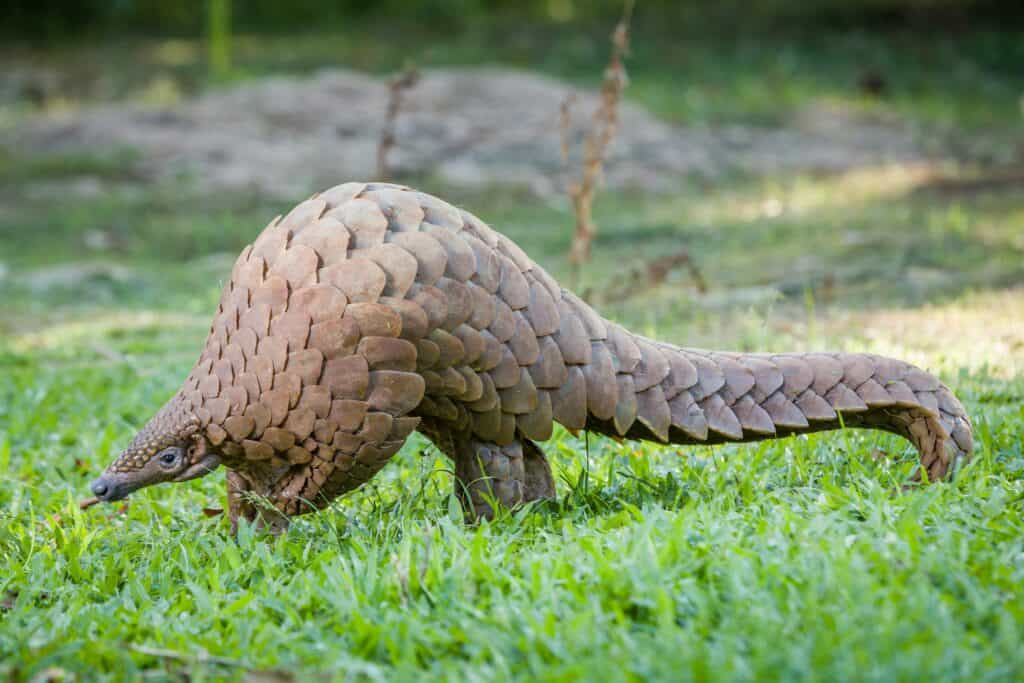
[453,438,556,521]
[226,470,290,535]
[522,438,557,504]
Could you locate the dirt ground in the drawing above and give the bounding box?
[12,67,930,198]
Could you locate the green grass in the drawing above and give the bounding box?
[2,325,1023,680]
[3,20,1024,682]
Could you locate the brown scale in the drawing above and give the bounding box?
[91,182,975,530]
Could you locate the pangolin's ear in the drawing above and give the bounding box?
[187,432,210,462]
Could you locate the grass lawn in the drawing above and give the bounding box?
[2,22,1024,682]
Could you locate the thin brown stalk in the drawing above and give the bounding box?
[566,0,635,270]
[376,63,420,181]
[559,93,577,167]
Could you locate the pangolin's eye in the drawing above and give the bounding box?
[158,450,180,467]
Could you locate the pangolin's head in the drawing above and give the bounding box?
[90,394,221,502]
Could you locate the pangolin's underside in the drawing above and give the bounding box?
[92,182,973,528]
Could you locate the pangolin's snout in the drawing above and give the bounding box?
[89,476,130,502]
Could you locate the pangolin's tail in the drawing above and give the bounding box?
[559,311,973,480]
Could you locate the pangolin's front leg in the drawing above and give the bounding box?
[226,466,290,534]
[226,470,255,534]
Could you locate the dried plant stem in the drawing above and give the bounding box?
[377,63,420,181]
[559,94,577,167]
[566,0,635,272]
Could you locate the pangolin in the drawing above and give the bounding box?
[89,182,974,530]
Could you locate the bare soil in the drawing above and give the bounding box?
[13,68,930,198]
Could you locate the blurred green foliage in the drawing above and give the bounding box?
[7,0,1023,40]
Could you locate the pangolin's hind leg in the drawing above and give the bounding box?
[522,439,556,503]
[420,419,556,520]
[452,438,556,520]
[453,440,524,519]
